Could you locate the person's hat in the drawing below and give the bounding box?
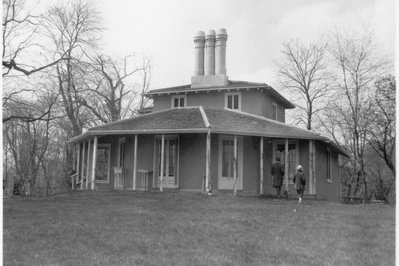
[275,157,281,161]
[297,165,303,171]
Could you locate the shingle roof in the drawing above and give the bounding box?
[91,107,206,131]
[204,107,321,139]
[144,80,295,109]
[68,106,348,156]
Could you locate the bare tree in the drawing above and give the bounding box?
[3,92,57,195]
[45,0,101,136]
[275,39,331,130]
[369,75,395,176]
[321,29,387,201]
[2,0,68,76]
[77,54,151,124]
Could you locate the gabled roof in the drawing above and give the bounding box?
[144,80,295,109]
[68,106,348,156]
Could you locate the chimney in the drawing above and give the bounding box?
[204,30,216,75]
[191,29,228,88]
[193,31,205,76]
[215,28,228,75]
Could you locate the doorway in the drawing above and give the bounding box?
[155,136,179,188]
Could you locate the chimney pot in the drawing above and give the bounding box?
[215,28,228,75]
[193,31,205,76]
[204,30,216,75]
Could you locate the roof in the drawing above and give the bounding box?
[144,80,295,109]
[68,106,348,156]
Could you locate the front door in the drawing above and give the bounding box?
[218,135,243,190]
[155,136,179,188]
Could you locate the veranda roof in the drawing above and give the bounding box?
[68,106,348,156]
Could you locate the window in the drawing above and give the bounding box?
[118,138,126,168]
[171,95,186,108]
[95,144,111,183]
[272,103,277,120]
[218,135,243,190]
[327,148,332,183]
[222,140,234,177]
[155,136,179,188]
[225,92,241,110]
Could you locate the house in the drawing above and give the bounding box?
[68,29,347,201]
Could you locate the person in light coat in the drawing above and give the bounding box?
[293,165,306,204]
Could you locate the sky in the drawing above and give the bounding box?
[95,0,396,90]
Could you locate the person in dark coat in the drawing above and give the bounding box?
[293,165,306,204]
[271,157,284,197]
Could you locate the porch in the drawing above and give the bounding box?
[69,132,319,197]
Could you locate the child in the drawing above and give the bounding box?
[293,165,306,204]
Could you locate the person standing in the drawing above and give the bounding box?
[271,157,284,197]
[293,165,306,204]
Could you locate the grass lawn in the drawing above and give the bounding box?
[3,191,395,266]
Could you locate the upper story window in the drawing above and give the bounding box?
[225,92,241,110]
[171,95,186,108]
[272,103,277,120]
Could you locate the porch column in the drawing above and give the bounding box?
[91,136,98,190]
[205,131,211,193]
[233,135,238,196]
[71,144,75,189]
[80,142,86,189]
[260,137,264,195]
[284,139,289,194]
[76,143,80,190]
[309,140,316,195]
[160,134,165,192]
[133,134,138,190]
[86,140,91,190]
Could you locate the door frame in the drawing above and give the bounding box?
[152,135,180,189]
[95,143,111,183]
[218,135,243,190]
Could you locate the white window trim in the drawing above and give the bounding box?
[224,92,242,110]
[272,102,277,120]
[171,95,187,108]
[272,140,299,185]
[95,143,111,183]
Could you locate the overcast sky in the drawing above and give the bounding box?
[96,0,395,90]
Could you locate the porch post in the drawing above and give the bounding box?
[80,141,86,189]
[76,143,80,190]
[71,144,75,189]
[233,135,238,196]
[133,134,138,190]
[91,136,98,190]
[86,140,91,190]
[205,131,211,193]
[260,137,264,195]
[160,134,165,192]
[284,139,289,194]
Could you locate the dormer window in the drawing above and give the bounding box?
[171,95,187,108]
[225,92,241,110]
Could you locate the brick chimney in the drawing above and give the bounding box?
[191,28,228,88]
